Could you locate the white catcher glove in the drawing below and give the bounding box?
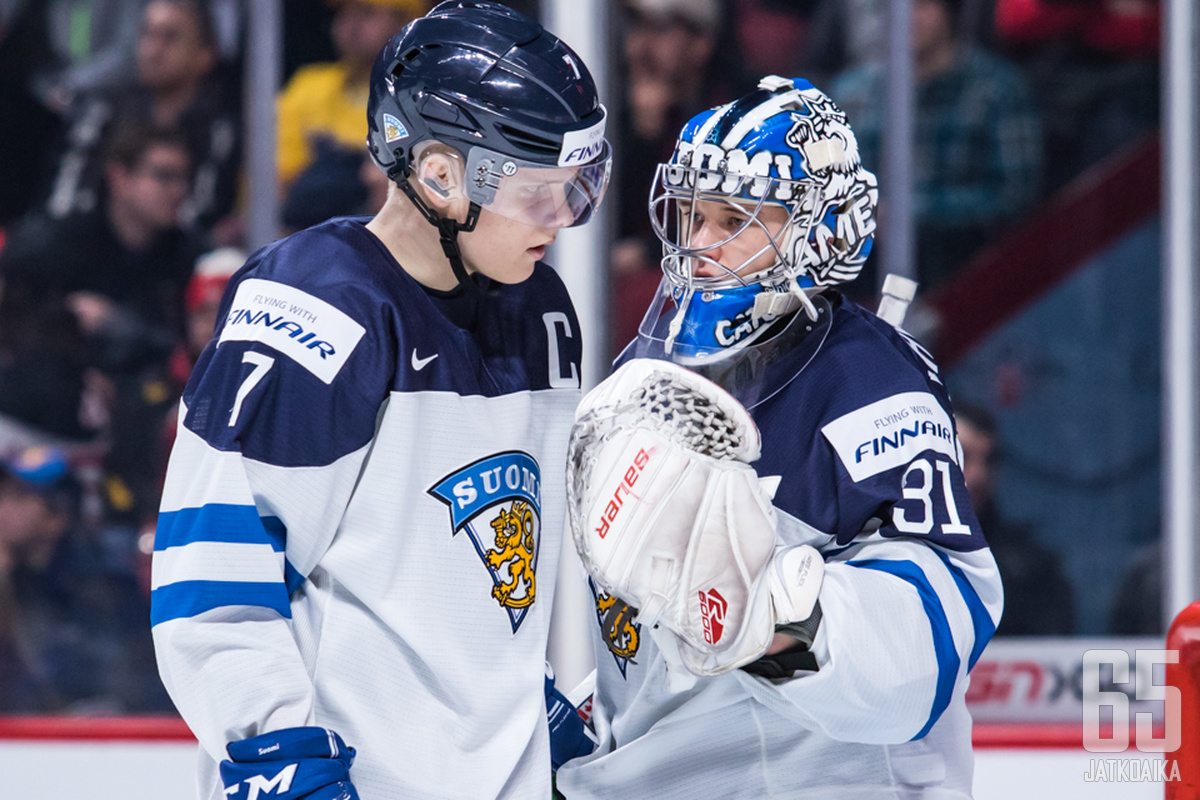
[567,359,824,677]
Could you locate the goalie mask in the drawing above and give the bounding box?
[640,75,877,363]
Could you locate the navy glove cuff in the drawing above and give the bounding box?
[221,727,359,800]
[545,666,595,770]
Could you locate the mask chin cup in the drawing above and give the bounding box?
[647,279,784,365]
[626,277,833,409]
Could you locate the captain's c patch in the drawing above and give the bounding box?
[429,451,542,633]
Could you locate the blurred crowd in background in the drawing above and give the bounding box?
[0,0,1164,714]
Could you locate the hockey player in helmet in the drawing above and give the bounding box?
[557,77,1002,798]
[630,75,878,399]
[365,1,610,296]
[151,4,606,799]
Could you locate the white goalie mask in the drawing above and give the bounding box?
[640,75,878,366]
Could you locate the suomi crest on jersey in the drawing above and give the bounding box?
[588,578,641,677]
[429,452,543,632]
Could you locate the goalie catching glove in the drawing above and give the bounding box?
[567,359,824,677]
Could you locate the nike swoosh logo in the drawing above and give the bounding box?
[411,349,439,371]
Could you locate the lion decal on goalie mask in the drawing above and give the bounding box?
[783,88,878,286]
[429,451,542,632]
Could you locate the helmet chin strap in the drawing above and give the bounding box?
[398,179,484,297]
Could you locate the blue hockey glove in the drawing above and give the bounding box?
[545,664,594,770]
[220,727,359,800]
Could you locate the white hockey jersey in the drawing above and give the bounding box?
[151,218,582,799]
[556,292,1004,799]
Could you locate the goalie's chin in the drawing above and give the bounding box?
[621,285,835,410]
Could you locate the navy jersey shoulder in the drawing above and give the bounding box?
[805,296,951,417]
[470,261,583,395]
[182,219,401,466]
[182,218,581,467]
[753,295,982,551]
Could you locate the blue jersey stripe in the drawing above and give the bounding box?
[155,505,284,551]
[847,558,960,741]
[284,559,305,596]
[261,515,287,551]
[933,549,996,671]
[151,580,292,626]
[260,515,306,595]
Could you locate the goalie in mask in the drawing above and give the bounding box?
[558,77,1003,799]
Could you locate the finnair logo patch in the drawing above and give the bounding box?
[559,108,606,166]
[822,391,957,482]
[219,279,365,384]
[383,113,408,142]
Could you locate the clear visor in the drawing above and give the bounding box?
[463,144,612,229]
[623,275,833,409]
[649,163,821,290]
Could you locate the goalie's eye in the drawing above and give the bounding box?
[678,203,703,230]
[720,211,749,231]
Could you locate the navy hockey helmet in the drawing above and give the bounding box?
[367,1,611,230]
[641,76,877,361]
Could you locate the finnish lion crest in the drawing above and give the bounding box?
[429,451,543,632]
[486,500,536,608]
[591,580,641,675]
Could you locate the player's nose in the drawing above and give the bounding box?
[545,183,576,229]
[688,225,725,275]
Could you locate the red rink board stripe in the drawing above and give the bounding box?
[0,718,1115,750]
[972,723,1083,749]
[0,716,194,741]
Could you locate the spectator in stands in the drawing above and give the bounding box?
[830,0,1043,291]
[729,0,821,90]
[956,403,1075,635]
[163,246,244,444]
[0,2,67,226]
[9,0,151,112]
[276,0,424,200]
[171,246,245,387]
[805,0,888,73]
[994,0,1159,193]
[41,0,240,236]
[0,446,77,711]
[607,0,730,359]
[611,0,725,279]
[0,445,173,713]
[0,119,200,508]
[281,138,370,234]
[0,277,93,446]
[2,119,200,376]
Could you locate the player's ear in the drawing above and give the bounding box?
[414,149,465,211]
